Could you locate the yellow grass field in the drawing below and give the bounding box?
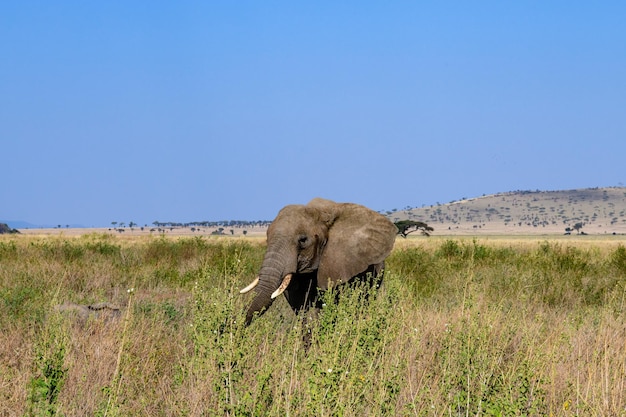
[1,232,625,415]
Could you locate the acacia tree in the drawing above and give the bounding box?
[572,222,584,234]
[394,220,434,238]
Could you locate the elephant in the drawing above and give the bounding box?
[240,198,398,326]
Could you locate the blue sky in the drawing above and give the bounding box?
[2,2,625,227]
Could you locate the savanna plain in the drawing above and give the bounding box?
[1,233,625,416]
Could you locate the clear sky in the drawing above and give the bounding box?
[2,2,625,227]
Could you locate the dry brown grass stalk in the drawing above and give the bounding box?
[0,234,624,415]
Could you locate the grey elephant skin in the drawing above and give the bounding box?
[240,198,398,325]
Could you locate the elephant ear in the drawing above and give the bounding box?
[315,201,398,290]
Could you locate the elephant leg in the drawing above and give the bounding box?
[344,261,385,289]
[358,262,385,290]
[360,261,385,289]
[339,262,385,305]
[283,272,320,348]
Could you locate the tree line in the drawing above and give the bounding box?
[110,220,272,229]
[151,220,272,228]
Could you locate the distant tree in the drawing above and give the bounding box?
[111,221,118,228]
[394,220,434,238]
[572,222,584,234]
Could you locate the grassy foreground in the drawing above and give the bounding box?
[1,234,625,416]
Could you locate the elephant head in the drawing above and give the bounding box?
[240,198,397,325]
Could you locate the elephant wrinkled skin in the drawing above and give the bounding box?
[240,198,397,325]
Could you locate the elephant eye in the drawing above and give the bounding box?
[298,235,309,247]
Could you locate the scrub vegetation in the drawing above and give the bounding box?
[1,234,625,416]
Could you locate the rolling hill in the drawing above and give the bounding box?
[389,187,626,236]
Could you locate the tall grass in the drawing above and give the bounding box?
[1,234,624,415]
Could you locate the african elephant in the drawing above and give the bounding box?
[240,198,398,325]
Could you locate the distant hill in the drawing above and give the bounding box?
[0,220,59,229]
[0,220,40,229]
[389,187,626,235]
[0,220,85,229]
[0,223,20,234]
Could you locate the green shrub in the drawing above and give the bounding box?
[387,246,441,298]
[0,240,18,259]
[27,316,69,417]
[610,244,626,272]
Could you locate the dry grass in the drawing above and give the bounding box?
[1,234,625,416]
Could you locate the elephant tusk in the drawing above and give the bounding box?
[239,277,259,294]
[271,274,293,299]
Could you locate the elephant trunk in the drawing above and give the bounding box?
[245,243,295,325]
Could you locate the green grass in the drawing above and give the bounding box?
[1,234,625,416]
